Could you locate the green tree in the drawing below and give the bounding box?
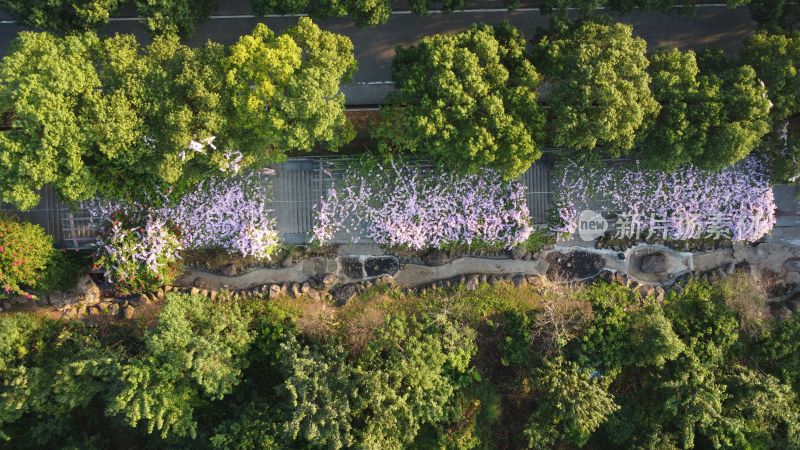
[524,357,619,449]
[596,280,795,449]
[741,31,800,120]
[277,339,357,449]
[749,0,800,33]
[0,32,104,210]
[0,314,120,447]
[0,0,120,31]
[224,18,356,167]
[312,0,349,17]
[721,365,800,448]
[573,282,633,378]
[634,48,771,170]
[107,293,254,439]
[354,314,477,448]
[534,21,659,154]
[346,0,391,26]
[625,303,684,368]
[94,33,227,197]
[664,280,740,366]
[0,20,355,208]
[757,313,800,391]
[135,0,217,37]
[377,24,545,178]
[211,313,476,449]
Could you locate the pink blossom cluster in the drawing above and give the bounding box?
[312,161,533,249]
[169,174,279,258]
[95,215,182,281]
[553,158,776,241]
[87,172,280,259]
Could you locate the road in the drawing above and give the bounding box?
[0,5,757,105]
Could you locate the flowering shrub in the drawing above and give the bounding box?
[552,158,776,242]
[94,215,182,295]
[0,214,54,299]
[312,161,533,249]
[88,172,280,292]
[170,174,279,259]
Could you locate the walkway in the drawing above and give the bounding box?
[3,157,554,248]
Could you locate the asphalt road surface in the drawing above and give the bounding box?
[0,5,757,105]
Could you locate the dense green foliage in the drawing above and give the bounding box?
[0,314,121,447]
[0,0,213,36]
[742,32,800,121]
[0,215,55,298]
[739,32,800,185]
[35,250,87,293]
[749,0,800,33]
[0,32,104,210]
[534,21,659,155]
[524,357,619,448]
[224,20,355,165]
[0,19,354,209]
[633,48,771,170]
[1,277,799,449]
[108,294,253,438]
[377,24,545,178]
[0,0,120,31]
[136,0,217,37]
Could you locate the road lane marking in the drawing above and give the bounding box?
[0,4,737,24]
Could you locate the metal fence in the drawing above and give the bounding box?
[0,186,96,249]
[3,157,555,248]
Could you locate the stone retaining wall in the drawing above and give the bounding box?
[6,241,800,321]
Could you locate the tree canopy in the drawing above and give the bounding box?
[0,0,120,31]
[534,21,659,155]
[107,294,253,439]
[741,31,800,121]
[0,18,355,209]
[633,48,771,170]
[749,0,800,34]
[135,0,218,37]
[0,32,104,209]
[1,277,800,449]
[376,23,545,178]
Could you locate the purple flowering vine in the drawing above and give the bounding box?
[552,157,776,242]
[312,161,533,250]
[87,172,280,261]
[169,173,279,258]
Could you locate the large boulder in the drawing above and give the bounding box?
[322,273,338,288]
[465,274,479,291]
[332,284,359,307]
[77,275,101,304]
[640,253,668,273]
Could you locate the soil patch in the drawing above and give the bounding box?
[545,251,605,280]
